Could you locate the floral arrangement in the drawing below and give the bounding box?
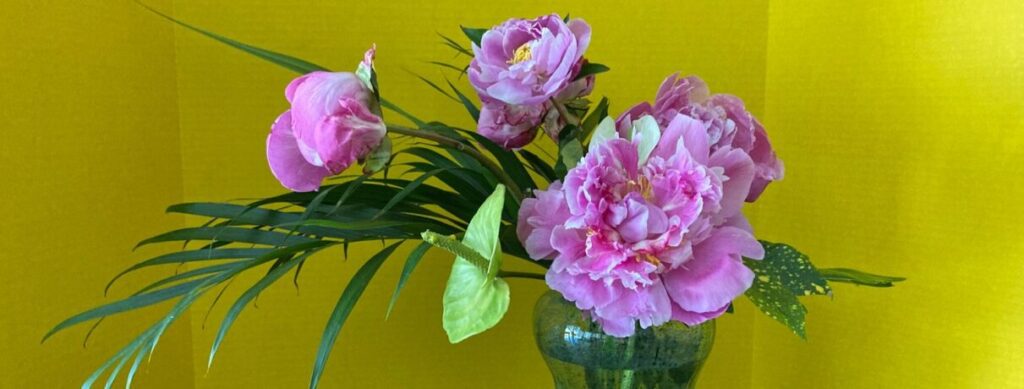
[46,8,902,389]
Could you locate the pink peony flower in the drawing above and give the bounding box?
[518,115,764,336]
[619,74,784,201]
[468,14,591,106]
[477,101,545,149]
[266,49,386,192]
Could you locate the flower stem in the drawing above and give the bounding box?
[497,271,546,281]
[550,98,580,127]
[385,124,524,203]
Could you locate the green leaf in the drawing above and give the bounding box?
[167,202,299,227]
[518,149,556,183]
[309,241,402,389]
[743,241,832,338]
[374,168,446,219]
[106,248,270,294]
[749,241,832,297]
[744,270,808,338]
[445,79,480,121]
[45,276,214,342]
[137,2,327,74]
[410,72,459,102]
[439,185,509,343]
[574,62,610,81]
[437,33,473,56]
[819,268,905,287]
[209,242,333,367]
[462,130,536,193]
[460,26,487,46]
[426,61,468,75]
[134,262,245,295]
[578,96,609,143]
[378,98,426,128]
[136,227,314,248]
[386,241,432,319]
[85,284,209,389]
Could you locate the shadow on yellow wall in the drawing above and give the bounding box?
[2,1,1022,388]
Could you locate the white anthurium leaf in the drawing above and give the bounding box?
[631,115,661,167]
[462,184,505,278]
[442,258,510,343]
[588,117,619,153]
[560,138,584,171]
[440,184,509,343]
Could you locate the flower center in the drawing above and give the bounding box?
[637,252,662,267]
[626,176,654,202]
[508,43,533,65]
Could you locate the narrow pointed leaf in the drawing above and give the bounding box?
[445,80,480,121]
[410,72,459,102]
[137,2,327,74]
[574,62,610,81]
[819,268,905,287]
[460,26,487,46]
[136,227,314,248]
[107,248,270,293]
[518,149,556,182]
[386,241,432,319]
[309,241,402,389]
[374,168,446,219]
[209,242,332,367]
[45,277,210,342]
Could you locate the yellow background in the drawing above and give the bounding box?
[1,0,1021,388]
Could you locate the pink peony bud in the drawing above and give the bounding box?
[267,49,386,192]
[477,101,544,149]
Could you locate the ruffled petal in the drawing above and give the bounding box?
[709,147,755,220]
[662,226,756,313]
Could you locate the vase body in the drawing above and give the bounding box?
[533,291,715,389]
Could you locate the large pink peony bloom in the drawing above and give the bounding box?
[619,74,784,201]
[468,14,591,106]
[518,115,764,336]
[267,49,386,192]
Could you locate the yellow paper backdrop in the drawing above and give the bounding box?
[2,0,1022,387]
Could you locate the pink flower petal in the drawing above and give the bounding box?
[662,226,757,313]
[266,111,331,192]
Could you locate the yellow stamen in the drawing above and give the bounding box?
[627,176,654,201]
[508,43,533,65]
[638,253,662,267]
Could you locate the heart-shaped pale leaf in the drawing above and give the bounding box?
[442,258,510,343]
[461,185,504,279]
[437,185,510,343]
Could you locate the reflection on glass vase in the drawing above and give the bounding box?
[533,291,716,389]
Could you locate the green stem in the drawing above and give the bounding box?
[497,271,546,281]
[620,334,637,389]
[550,98,580,127]
[386,125,524,203]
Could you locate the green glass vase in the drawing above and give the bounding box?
[533,291,716,389]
